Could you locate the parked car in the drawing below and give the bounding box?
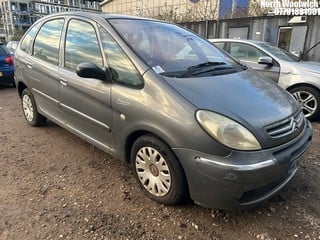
[6,41,19,54]
[0,43,14,87]
[209,39,320,120]
[14,12,312,210]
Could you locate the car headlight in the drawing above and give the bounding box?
[196,110,261,151]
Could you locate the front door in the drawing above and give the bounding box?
[228,42,280,82]
[59,18,114,152]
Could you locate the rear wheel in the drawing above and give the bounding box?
[131,135,188,205]
[289,86,320,121]
[21,88,47,126]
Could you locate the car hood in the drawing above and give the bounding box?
[164,69,299,132]
[289,61,320,74]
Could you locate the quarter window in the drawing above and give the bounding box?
[99,26,143,88]
[64,19,103,71]
[33,19,64,65]
[20,22,40,53]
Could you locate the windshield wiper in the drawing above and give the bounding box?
[180,61,233,77]
[181,61,226,77]
[187,61,226,71]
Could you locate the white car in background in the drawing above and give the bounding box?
[209,39,320,120]
[6,41,19,54]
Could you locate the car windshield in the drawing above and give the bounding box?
[0,45,10,55]
[256,42,299,62]
[108,19,244,78]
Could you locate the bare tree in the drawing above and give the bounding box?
[185,0,219,21]
[248,0,265,17]
[134,0,220,23]
[158,3,180,22]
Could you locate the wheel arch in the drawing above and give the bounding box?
[286,83,320,93]
[126,129,190,203]
[286,83,320,120]
[17,81,28,98]
[124,130,173,164]
[125,130,148,163]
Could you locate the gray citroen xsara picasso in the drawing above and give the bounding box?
[14,12,312,210]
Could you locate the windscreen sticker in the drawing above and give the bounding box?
[152,66,165,74]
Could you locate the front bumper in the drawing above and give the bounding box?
[173,120,312,210]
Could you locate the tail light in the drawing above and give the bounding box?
[5,55,14,65]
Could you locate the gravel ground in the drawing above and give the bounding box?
[0,86,320,240]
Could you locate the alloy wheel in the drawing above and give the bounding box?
[292,90,317,118]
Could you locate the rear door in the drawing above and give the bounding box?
[17,18,65,122]
[59,17,114,153]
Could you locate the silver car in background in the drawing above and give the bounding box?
[14,13,312,210]
[209,39,320,120]
[6,41,19,54]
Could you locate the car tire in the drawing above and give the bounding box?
[21,88,47,126]
[289,86,320,121]
[131,134,188,205]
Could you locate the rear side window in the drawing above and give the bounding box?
[33,19,64,65]
[20,23,40,53]
[64,19,103,71]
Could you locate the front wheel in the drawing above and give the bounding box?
[289,86,320,121]
[21,88,47,126]
[131,135,188,205]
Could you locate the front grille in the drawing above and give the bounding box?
[265,111,305,139]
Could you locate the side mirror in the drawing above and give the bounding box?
[76,63,111,82]
[258,56,273,66]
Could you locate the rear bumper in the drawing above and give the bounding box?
[0,69,14,84]
[173,120,312,210]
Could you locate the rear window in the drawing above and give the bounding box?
[0,45,10,55]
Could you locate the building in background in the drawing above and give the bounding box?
[0,0,34,42]
[100,0,320,61]
[0,0,102,42]
[99,0,253,22]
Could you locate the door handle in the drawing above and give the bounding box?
[26,61,32,69]
[59,77,68,86]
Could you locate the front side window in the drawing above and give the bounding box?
[109,19,243,78]
[99,26,143,88]
[229,42,266,62]
[64,19,103,71]
[33,19,64,65]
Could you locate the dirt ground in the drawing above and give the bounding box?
[0,86,319,240]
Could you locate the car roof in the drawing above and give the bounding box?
[209,38,266,45]
[39,11,158,22]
